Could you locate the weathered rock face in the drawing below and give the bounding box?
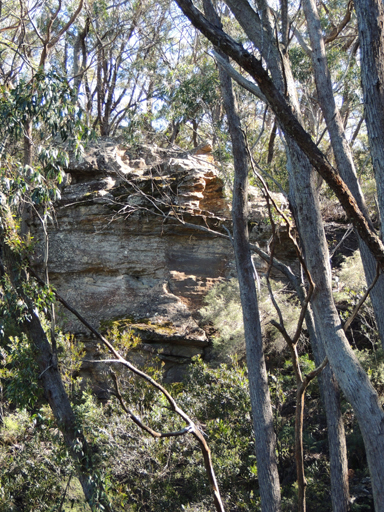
[30,138,291,382]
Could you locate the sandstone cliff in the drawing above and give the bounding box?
[30,138,291,383]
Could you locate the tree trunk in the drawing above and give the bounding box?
[202,2,281,509]
[302,0,384,351]
[303,305,349,512]
[174,0,384,266]
[354,0,384,240]
[218,2,350,508]
[229,97,281,511]
[73,19,90,100]
[288,141,384,511]
[23,313,113,512]
[0,218,113,512]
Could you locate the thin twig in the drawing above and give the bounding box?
[343,264,381,331]
[110,371,193,438]
[58,471,73,512]
[329,225,353,259]
[245,136,315,343]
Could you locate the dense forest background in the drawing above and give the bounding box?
[1,0,384,510]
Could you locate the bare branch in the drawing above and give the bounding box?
[48,0,84,50]
[212,50,266,102]
[324,0,353,44]
[174,0,384,269]
[303,357,329,386]
[110,371,193,438]
[29,269,225,512]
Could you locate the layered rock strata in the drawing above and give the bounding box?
[30,138,290,382]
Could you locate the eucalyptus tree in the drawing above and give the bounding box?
[201,0,281,509]
[300,0,384,350]
[157,55,221,146]
[151,13,223,147]
[354,0,384,247]
[57,0,173,137]
[0,0,85,168]
[0,70,114,511]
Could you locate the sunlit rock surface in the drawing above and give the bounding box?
[30,138,291,382]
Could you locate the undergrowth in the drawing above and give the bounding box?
[1,251,383,511]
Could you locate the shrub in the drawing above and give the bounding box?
[199,277,302,360]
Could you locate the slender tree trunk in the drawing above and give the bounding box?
[73,19,90,100]
[354,0,384,241]
[216,2,350,508]
[229,98,281,511]
[0,236,113,511]
[263,240,350,512]
[192,118,199,147]
[202,2,281,509]
[175,0,384,266]
[25,315,112,511]
[287,248,350,512]
[302,0,384,351]
[303,308,349,512]
[288,141,384,511]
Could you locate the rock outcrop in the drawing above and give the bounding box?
[30,138,291,383]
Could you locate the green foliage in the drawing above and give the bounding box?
[0,349,341,511]
[0,407,74,511]
[355,344,384,398]
[199,277,301,359]
[0,334,42,409]
[199,278,244,359]
[334,250,380,350]
[57,333,86,399]
[159,62,220,124]
[0,70,85,146]
[0,70,94,230]
[95,358,261,511]
[334,250,366,299]
[289,45,313,85]
[156,59,221,146]
[0,360,256,511]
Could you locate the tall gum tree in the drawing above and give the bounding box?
[65,0,172,137]
[220,1,349,509]
[186,0,348,509]
[202,1,281,510]
[301,0,384,351]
